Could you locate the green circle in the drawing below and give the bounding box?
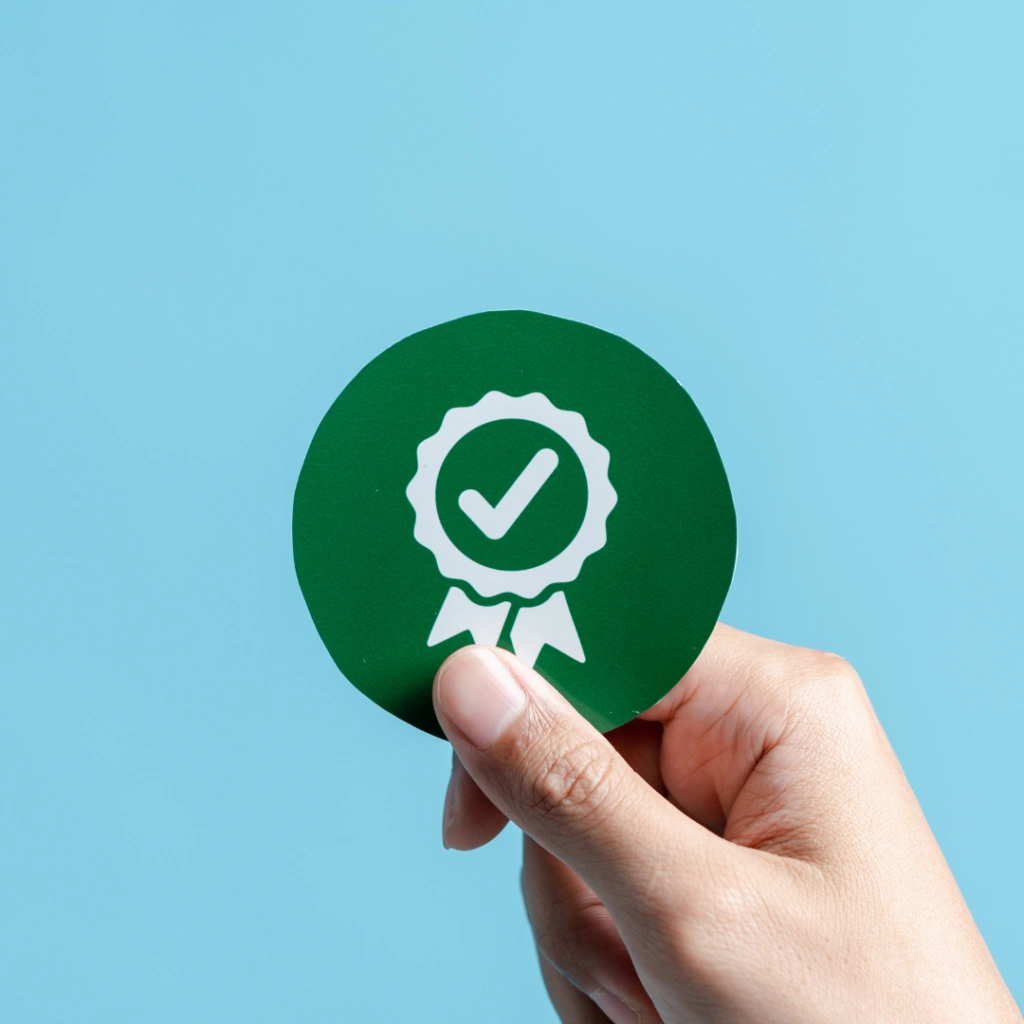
[435,419,588,571]
[293,310,737,737]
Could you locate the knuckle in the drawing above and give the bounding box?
[789,648,864,705]
[814,649,859,683]
[530,893,582,966]
[778,649,876,754]
[812,652,866,709]
[524,736,621,827]
[526,884,608,980]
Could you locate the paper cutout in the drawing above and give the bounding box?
[293,310,736,736]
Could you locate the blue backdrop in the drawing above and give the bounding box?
[2,3,1021,1019]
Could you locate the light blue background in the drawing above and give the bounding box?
[2,2,1021,1020]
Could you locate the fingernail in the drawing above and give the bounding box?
[436,649,526,749]
[591,988,641,1024]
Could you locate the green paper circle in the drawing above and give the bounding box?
[293,310,736,737]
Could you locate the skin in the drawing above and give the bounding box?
[432,624,1021,1024]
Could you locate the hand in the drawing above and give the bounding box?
[432,625,1021,1024]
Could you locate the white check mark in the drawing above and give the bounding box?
[458,448,559,540]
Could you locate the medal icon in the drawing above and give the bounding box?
[405,390,618,667]
[293,310,736,736]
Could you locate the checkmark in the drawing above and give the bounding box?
[458,448,559,540]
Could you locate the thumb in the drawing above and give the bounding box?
[433,645,716,911]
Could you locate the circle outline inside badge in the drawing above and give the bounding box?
[406,391,618,599]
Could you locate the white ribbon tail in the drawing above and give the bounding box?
[426,587,585,670]
[510,590,584,669]
[427,587,511,647]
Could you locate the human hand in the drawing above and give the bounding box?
[432,625,1021,1023]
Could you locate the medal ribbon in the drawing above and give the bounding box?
[427,586,584,668]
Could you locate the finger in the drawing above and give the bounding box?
[441,750,509,850]
[523,837,662,1024]
[432,645,721,924]
[605,719,664,795]
[640,621,794,720]
[538,955,612,1024]
[639,622,863,835]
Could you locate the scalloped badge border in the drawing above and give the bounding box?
[406,391,617,599]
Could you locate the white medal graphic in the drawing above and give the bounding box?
[406,391,617,668]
